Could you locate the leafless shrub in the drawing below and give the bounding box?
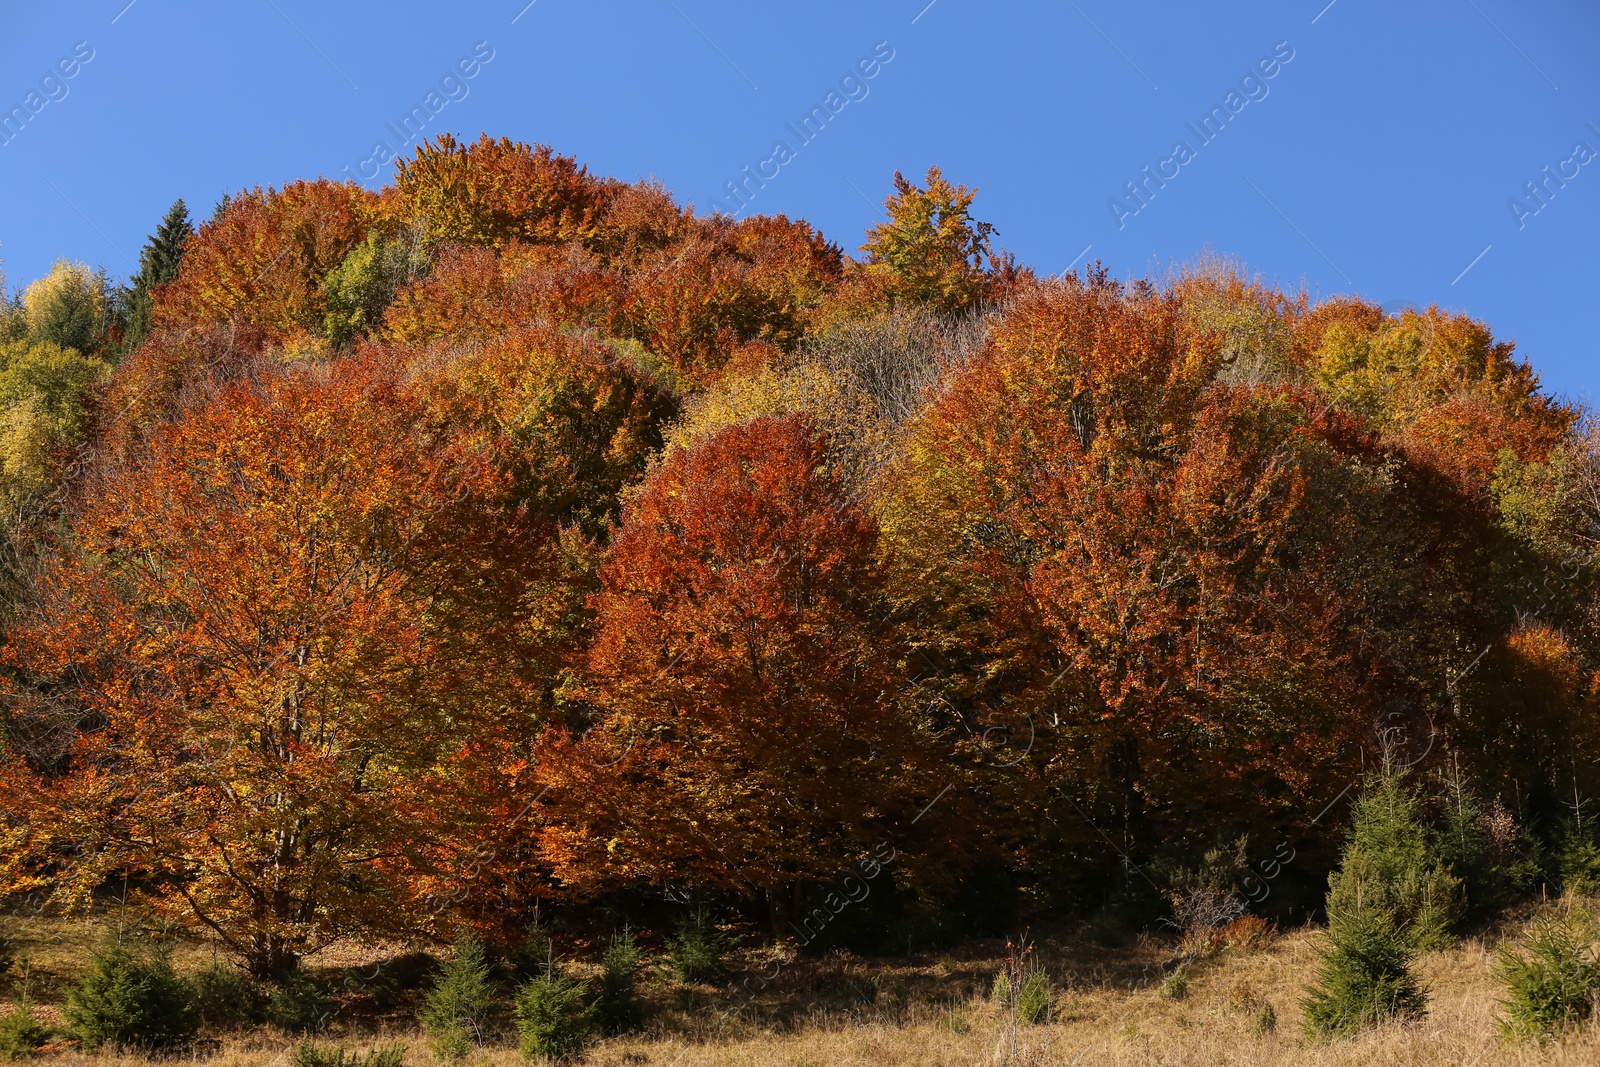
[665,305,988,496]
[802,304,988,425]
[1574,413,1600,552]
[1169,886,1249,959]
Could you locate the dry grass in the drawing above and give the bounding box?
[4,915,1599,1066]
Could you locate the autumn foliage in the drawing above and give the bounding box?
[0,355,558,974]
[1,138,1597,972]
[532,416,935,927]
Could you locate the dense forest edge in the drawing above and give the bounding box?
[1,133,1599,1062]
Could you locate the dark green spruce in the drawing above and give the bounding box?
[121,198,193,352]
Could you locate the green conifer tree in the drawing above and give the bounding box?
[1303,756,1442,1037]
[1303,889,1428,1037]
[1326,755,1461,950]
[418,939,495,1058]
[122,199,192,352]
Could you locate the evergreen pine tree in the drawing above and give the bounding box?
[65,941,197,1052]
[418,939,495,1058]
[1303,890,1428,1037]
[1497,908,1600,1040]
[513,963,595,1063]
[594,929,644,1035]
[122,199,192,352]
[1326,754,1461,950]
[1303,756,1438,1037]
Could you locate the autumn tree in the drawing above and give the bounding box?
[620,214,843,389]
[880,277,1494,902]
[367,325,676,938]
[383,241,622,350]
[0,260,122,540]
[0,339,111,529]
[1293,299,1593,814]
[1297,304,1566,437]
[861,166,996,315]
[90,181,382,448]
[533,415,937,929]
[1168,251,1305,388]
[22,260,110,355]
[392,134,611,249]
[411,323,672,538]
[387,136,847,390]
[155,179,379,345]
[0,355,558,976]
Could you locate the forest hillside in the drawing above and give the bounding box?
[1,136,1598,1063]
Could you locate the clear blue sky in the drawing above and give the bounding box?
[2,1,1596,403]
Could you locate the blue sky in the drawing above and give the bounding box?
[1,0,1596,403]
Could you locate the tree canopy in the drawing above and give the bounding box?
[0,138,1595,968]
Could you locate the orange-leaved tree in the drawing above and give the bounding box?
[883,277,1488,869]
[156,180,380,344]
[620,214,843,389]
[409,324,673,538]
[391,134,611,249]
[0,354,552,975]
[383,241,623,349]
[533,415,936,929]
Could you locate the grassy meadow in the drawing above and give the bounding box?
[5,905,1599,1066]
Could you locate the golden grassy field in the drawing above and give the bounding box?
[4,909,1599,1067]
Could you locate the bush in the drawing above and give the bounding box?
[66,941,198,1052]
[0,990,50,1060]
[1169,886,1247,958]
[1556,819,1600,897]
[290,1042,406,1067]
[190,959,261,1029]
[1302,898,1427,1037]
[266,969,335,1033]
[503,920,554,985]
[665,908,735,984]
[1438,772,1536,920]
[1221,915,1275,952]
[594,929,644,1034]
[1016,970,1052,1024]
[1160,965,1190,1001]
[514,968,595,1063]
[1497,909,1600,1040]
[1165,839,1250,956]
[419,939,495,1057]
